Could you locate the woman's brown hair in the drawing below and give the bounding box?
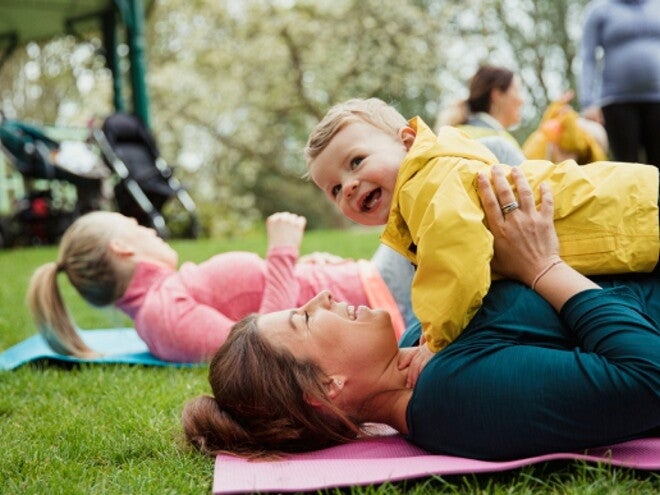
[467,65,515,114]
[182,315,363,458]
[435,65,515,128]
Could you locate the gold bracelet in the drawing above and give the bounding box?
[531,259,564,291]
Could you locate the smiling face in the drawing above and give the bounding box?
[308,122,413,226]
[257,290,397,386]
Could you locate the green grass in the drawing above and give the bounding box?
[1,228,658,494]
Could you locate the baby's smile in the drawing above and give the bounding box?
[361,187,381,212]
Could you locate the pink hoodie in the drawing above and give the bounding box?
[115,246,401,362]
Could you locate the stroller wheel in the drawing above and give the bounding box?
[0,223,6,249]
[0,216,13,249]
[187,214,202,239]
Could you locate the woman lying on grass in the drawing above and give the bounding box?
[182,167,660,460]
[26,211,414,362]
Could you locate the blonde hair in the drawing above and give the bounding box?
[26,211,126,358]
[303,98,408,167]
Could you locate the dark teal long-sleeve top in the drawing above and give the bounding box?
[403,276,660,460]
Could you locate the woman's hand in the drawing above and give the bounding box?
[477,166,559,286]
[477,165,599,310]
[266,212,307,251]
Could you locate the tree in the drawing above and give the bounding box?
[429,0,591,138]
[0,37,113,125]
[147,0,448,232]
[0,0,593,234]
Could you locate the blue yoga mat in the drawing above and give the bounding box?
[0,328,202,370]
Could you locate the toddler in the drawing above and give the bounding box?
[304,97,659,353]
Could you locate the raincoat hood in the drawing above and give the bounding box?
[382,117,498,255]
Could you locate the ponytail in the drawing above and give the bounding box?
[26,262,98,358]
[182,396,263,457]
[435,99,469,129]
[25,211,126,358]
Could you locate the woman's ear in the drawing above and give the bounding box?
[398,126,417,151]
[326,375,346,400]
[304,375,347,407]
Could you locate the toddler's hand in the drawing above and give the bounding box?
[266,212,306,250]
[398,345,434,389]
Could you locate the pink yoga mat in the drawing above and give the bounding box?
[213,434,660,494]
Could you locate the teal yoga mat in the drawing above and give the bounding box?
[0,328,202,370]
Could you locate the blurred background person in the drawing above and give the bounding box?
[435,65,525,156]
[578,0,660,168]
[523,90,609,164]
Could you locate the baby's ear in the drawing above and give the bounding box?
[398,126,417,151]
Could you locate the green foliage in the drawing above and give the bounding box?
[1,232,658,493]
[0,37,113,125]
[0,0,598,233]
[463,0,592,138]
[146,0,448,233]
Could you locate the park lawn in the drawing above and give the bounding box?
[0,227,658,495]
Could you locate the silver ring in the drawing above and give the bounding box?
[500,201,519,215]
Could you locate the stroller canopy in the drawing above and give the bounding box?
[94,112,199,239]
[0,117,106,183]
[101,113,171,196]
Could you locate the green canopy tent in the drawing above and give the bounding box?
[0,0,154,127]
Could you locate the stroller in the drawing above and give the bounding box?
[0,114,108,246]
[93,113,199,239]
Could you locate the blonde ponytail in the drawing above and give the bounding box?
[25,211,127,358]
[26,262,98,358]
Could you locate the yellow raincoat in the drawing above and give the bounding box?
[456,123,522,152]
[381,117,659,352]
[522,100,608,164]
